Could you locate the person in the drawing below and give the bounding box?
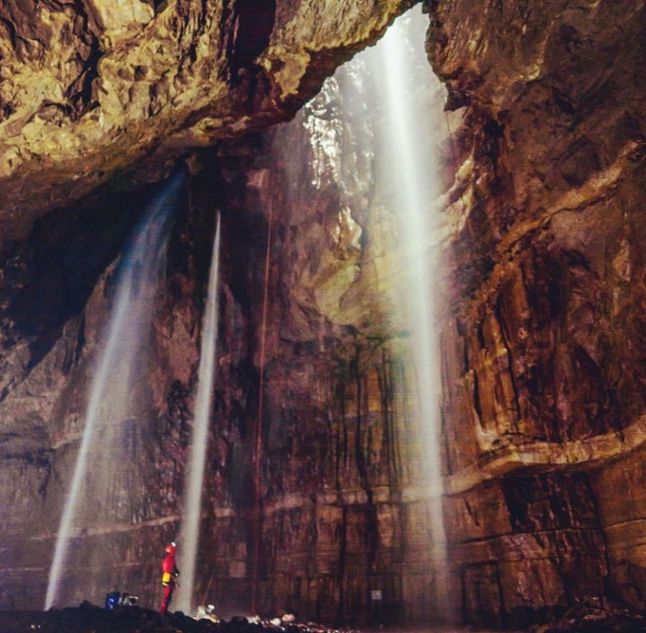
[159,541,180,615]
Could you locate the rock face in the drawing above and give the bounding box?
[3,0,646,628]
[0,11,446,621]
[0,0,413,239]
[201,41,448,621]
[428,0,646,627]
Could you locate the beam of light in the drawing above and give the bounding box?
[45,172,184,610]
[175,212,221,614]
[370,6,450,621]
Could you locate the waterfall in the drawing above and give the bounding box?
[45,171,185,610]
[175,213,221,613]
[364,6,450,621]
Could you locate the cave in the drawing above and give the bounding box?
[1,0,646,631]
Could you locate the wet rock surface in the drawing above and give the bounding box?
[428,0,646,627]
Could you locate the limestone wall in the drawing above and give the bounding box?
[429,0,646,624]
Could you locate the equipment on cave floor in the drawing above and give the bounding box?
[195,604,219,622]
[104,591,139,610]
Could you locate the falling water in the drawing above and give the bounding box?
[45,171,185,610]
[366,7,450,620]
[175,213,221,613]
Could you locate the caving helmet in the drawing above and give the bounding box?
[165,541,176,555]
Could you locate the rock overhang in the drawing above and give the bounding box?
[0,0,418,241]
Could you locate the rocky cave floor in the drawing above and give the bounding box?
[2,602,646,633]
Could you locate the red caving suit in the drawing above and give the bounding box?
[159,546,179,615]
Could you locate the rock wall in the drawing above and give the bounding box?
[3,0,646,628]
[0,0,427,618]
[205,53,447,622]
[0,177,201,608]
[0,32,446,621]
[428,0,646,626]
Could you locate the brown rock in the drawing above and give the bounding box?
[0,0,414,240]
[430,0,646,625]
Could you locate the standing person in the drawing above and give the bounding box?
[160,541,180,616]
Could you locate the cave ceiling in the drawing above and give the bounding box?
[0,0,415,241]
